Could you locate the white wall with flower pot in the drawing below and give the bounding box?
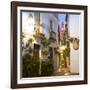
[68,15,80,74]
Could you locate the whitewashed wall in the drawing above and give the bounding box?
[68,15,81,74]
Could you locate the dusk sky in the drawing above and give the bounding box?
[58,14,66,28]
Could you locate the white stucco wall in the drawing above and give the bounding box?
[68,15,81,74]
[40,13,50,39]
[40,13,58,39]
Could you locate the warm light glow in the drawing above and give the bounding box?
[24,15,34,35]
[23,14,35,44]
[60,45,66,51]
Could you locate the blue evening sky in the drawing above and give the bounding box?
[58,14,66,28]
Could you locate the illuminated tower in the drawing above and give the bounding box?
[60,22,66,45]
[58,15,70,75]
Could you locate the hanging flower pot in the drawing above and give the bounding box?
[72,38,79,50]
